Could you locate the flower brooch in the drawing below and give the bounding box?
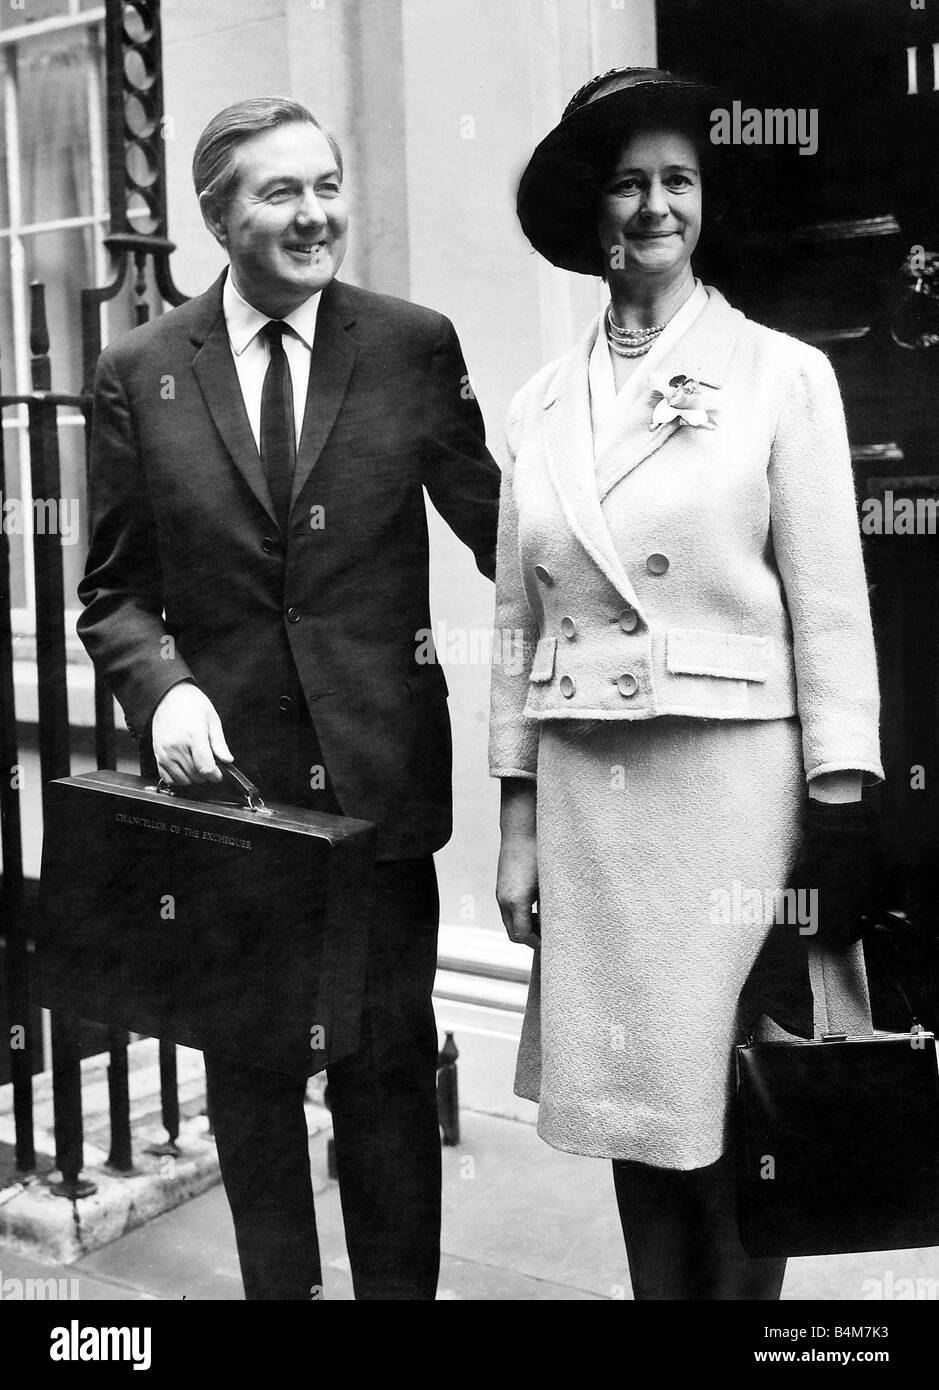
[649,373,719,431]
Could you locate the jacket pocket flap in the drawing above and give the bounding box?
[667,629,769,682]
[529,636,557,683]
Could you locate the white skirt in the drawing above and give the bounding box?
[515,714,807,1169]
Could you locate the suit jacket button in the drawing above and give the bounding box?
[262,537,276,554]
[287,606,301,623]
[559,674,576,698]
[646,552,669,575]
[534,564,554,586]
[560,616,577,639]
[617,607,639,633]
[616,672,638,698]
[279,695,293,711]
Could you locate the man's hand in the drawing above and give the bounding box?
[150,681,234,786]
[496,779,540,947]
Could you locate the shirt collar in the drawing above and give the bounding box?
[222,269,321,355]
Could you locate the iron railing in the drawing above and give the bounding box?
[0,280,184,1196]
[0,0,186,1199]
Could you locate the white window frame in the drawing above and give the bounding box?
[1,2,107,652]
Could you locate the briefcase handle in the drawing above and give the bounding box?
[154,763,270,814]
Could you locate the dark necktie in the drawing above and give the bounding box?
[259,320,296,533]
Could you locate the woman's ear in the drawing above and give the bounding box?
[199,191,228,248]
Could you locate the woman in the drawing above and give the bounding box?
[490,69,883,1300]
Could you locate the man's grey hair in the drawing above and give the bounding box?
[192,96,343,217]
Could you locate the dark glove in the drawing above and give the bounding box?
[790,797,877,950]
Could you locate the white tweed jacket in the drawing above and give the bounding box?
[489,287,884,787]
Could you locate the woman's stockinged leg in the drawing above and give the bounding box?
[612,1158,697,1299]
[612,1155,787,1300]
[689,1154,787,1299]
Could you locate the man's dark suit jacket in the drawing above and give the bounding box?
[77,271,501,859]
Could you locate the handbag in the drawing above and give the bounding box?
[734,944,939,1258]
[35,766,375,1074]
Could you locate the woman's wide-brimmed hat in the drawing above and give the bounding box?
[517,67,726,277]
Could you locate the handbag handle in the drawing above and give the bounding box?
[153,762,269,814]
[807,917,928,1040]
[807,943,874,1039]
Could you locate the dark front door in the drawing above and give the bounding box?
[658,0,939,1019]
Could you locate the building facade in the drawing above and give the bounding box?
[2,0,658,934]
[5,0,937,958]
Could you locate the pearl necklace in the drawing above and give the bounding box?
[605,306,666,358]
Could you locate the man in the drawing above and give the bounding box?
[77,97,500,1300]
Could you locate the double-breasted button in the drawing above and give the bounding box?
[559,675,576,698]
[560,616,577,639]
[616,672,638,698]
[534,563,554,586]
[286,606,301,623]
[646,552,669,575]
[261,537,276,554]
[617,607,639,633]
[278,695,293,711]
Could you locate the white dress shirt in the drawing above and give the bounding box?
[222,271,321,451]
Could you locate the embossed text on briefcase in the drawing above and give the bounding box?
[35,768,375,1074]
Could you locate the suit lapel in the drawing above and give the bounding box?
[190,272,279,528]
[290,280,358,510]
[540,318,645,612]
[595,287,745,501]
[540,287,746,606]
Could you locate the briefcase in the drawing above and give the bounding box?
[734,947,939,1258]
[35,768,376,1075]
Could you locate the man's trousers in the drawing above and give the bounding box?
[203,694,442,1299]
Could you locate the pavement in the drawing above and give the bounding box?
[2,980,939,1301]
